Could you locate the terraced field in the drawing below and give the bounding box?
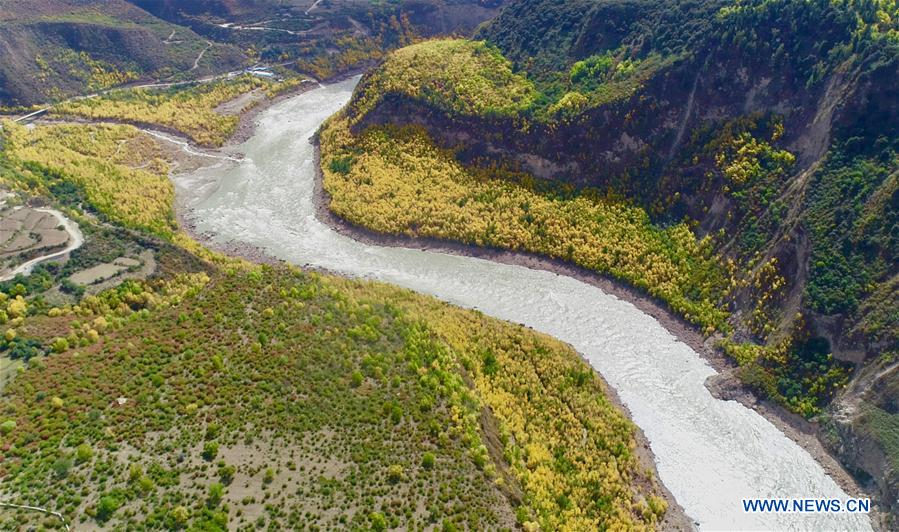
[0,205,80,281]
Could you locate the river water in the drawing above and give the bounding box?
[174,77,871,531]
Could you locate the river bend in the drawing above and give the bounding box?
[174,77,871,531]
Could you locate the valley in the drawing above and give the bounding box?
[0,0,896,530]
[174,75,872,530]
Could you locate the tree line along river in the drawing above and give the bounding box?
[173,77,871,531]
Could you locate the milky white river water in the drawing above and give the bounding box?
[174,77,871,531]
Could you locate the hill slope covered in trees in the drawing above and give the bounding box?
[319,0,899,517]
[0,117,675,530]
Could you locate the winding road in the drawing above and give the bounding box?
[0,208,84,282]
[174,77,872,531]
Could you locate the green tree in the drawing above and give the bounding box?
[207,482,224,508]
[96,494,121,522]
[202,441,219,461]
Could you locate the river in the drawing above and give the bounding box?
[174,77,871,531]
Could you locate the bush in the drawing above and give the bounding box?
[171,505,190,526]
[96,494,122,522]
[207,482,224,507]
[133,475,153,494]
[50,337,69,353]
[218,464,236,484]
[370,512,387,531]
[6,337,43,361]
[387,464,404,483]
[328,156,353,175]
[75,443,93,463]
[421,452,435,470]
[60,279,85,297]
[0,419,16,434]
[52,457,72,478]
[202,441,219,461]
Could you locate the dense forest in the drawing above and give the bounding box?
[319,0,899,517]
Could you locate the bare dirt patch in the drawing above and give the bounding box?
[66,249,156,292]
[213,88,267,116]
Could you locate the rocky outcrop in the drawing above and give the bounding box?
[824,360,899,520]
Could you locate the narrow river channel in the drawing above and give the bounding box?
[174,77,871,531]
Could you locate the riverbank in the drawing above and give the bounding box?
[175,198,697,531]
[309,137,879,521]
[163,92,695,530]
[228,78,320,146]
[160,78,880,526]
[174,175,697,532]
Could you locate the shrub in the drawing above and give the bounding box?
[171,505,190,526]
[390,404,403,424]
[202,441,219,461]
[50,337,69,353]
[60,279,85,297]
[75,443,93,463]
[207,482,224,507]
[329,156,353,175]
[387,464,404,483]
[370,512,387,531]
[138,475,155,494]
[96,494,122,522]
[52,457,72,478]
[421,452,435,470]
[482,351,499,376]
[218,464,236,484]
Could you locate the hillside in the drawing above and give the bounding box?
[0,0,247,105]
[0,114,680,530]
[0,0,507,106]
[318,0,899,517]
